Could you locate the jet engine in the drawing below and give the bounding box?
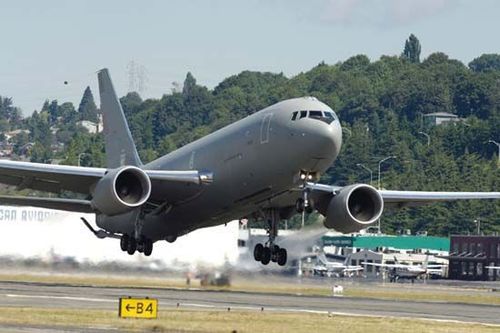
[323,184,383,233]
[91,166,151,216]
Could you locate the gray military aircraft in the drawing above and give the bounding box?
[0,69,498,266]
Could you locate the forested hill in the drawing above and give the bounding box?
[0,36,499,236]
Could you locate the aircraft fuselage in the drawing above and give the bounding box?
[97,97,342,241]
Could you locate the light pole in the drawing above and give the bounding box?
[474,219,481,235]
[356,163,373,185]
[378,156,396,190]
[488,140,500,166]
[418,131,430,146]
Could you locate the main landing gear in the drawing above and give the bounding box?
[119,209,154,256]
[252,209,288,267]
[120,234,153,256]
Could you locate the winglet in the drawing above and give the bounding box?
[97,68,142,168]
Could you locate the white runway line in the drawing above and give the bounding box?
[171,302,500,327]
[5,294,115,303]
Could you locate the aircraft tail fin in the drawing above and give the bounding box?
[97,68,142,168]
[317,253,328,265]
[423,254,429,270]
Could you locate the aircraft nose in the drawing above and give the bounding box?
[313,120,342,159]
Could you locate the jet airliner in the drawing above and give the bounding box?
[0,69,498,267]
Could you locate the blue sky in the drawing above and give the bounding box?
[1,0,499,115]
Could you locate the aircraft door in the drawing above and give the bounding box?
[260,113,273,144]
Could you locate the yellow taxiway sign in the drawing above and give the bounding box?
[119,297,158,319]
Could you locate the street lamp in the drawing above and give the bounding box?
[356,163,373,185]
[378,155,396,190]
[418,131,430,146]
[488,140,500,166]
[474,219,481,235]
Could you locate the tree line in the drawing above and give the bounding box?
[0,35,499,236]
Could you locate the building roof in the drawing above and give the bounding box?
[423,112,458,118]
[322,235,449,251]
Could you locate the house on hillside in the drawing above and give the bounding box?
[423,112,462,126]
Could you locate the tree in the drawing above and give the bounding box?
[0,96,22,126]
[402,34,421,63]
[182,72,197,96]
[469,54,500,72]
[78,86,99,122]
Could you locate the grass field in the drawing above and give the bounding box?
[0,307,499,333]
[1,271,499,306]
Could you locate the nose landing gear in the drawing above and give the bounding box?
[252,209,288,267]
[295,188,314,214]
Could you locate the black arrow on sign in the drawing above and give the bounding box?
[126,304,136,311]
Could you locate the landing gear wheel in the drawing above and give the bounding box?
[261,247,271,265]
[253,243,264,261]
[144,240,153,256]
[277,248,287,266]
[127,238,137,255]
[271,245,280,262]
[137,240,144,253]
[120,234,129,252]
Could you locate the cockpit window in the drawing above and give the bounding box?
[324,112,335,120]
[291,110,338,123]
[309,111,323,120]
[308,110,337,124]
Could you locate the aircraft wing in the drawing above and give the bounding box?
[0,159,105,193]
[304,183,500,209]
[486,266,500,270]
[0,159,212,211]
[361,262,405,268]
[343,266,364,272]
[379,190,500,208]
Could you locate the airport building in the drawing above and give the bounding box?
[321,234,449,278]
[322,234,450,255]
[447,235,500,281]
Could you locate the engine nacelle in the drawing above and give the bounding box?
[324,184,384,233]
[91,166,151,216]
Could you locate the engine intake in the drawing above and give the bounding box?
[324,184,383,233]
[91,166,151,216]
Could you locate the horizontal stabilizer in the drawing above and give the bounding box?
[0,195,94,213]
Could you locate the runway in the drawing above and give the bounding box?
[0,280,499,327]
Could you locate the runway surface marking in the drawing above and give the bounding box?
[1,281,500,326]
[5,294,115,303]
[170,301,500,327]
